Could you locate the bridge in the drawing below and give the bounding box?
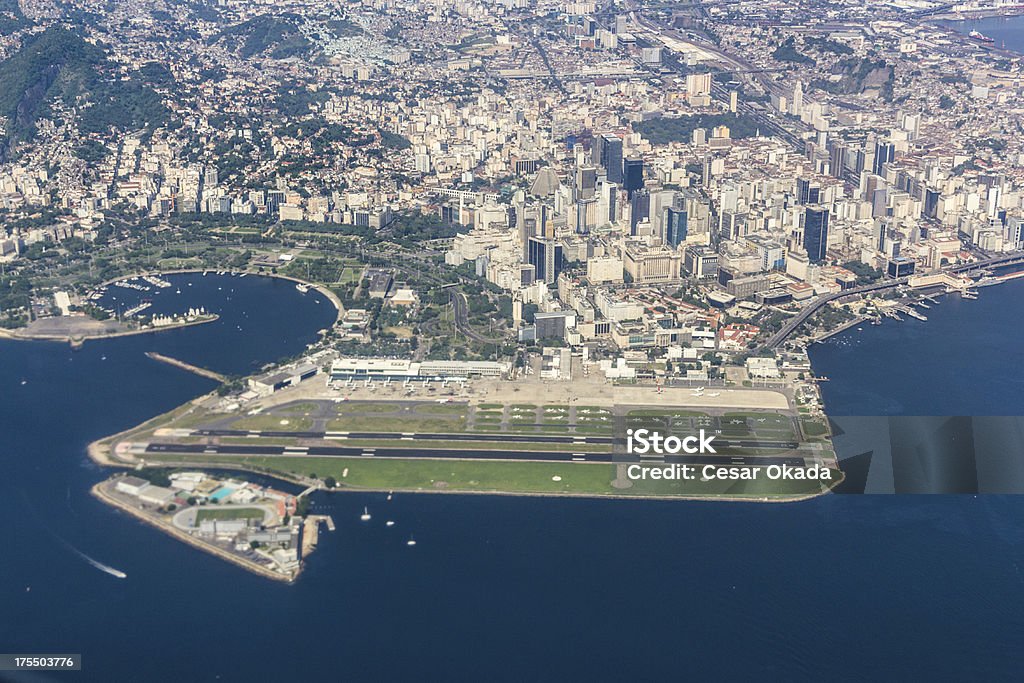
[761,252,1024,350]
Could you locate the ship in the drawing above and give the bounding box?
[969,30,995,44]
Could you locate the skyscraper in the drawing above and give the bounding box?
[598,134,623,184]
[576,166,597,199]
[790,81,804,117]
[803,206,830,262]
[623,157,644,197]
[873,141,895,176]
[923,188,940,219]
[664,207,688,248]
[527,236,563,284]
[629,189,649,235]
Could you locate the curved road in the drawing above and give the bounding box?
[450,290,508,345]
[763,252,1024,349]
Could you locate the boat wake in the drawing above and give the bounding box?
[21,489,127,579]
[69,545,127,579]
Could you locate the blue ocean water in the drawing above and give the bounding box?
[938,14,1024,52]
[809,279,1024,416]
[2,274,1023,681]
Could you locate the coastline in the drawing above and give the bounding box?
[929,8,1024,21]
[90,481,296,583]
[94,268,344,324]
[0,314,219,344]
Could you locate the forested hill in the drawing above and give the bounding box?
[0,25,169,158]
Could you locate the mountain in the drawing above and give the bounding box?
[210,14,312,59]
[0,25,170,157]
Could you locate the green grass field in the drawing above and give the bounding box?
[169,455,839,499]
[326,416,466,433]
[195,507,264,522]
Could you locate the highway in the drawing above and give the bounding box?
[145,442,806,467]
[449,290,508,344]
[624,0,811,151]
[763,252,1024,349]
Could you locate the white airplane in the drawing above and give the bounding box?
[707,392,721,398]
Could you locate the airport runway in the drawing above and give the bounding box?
[145,442,806,466]
[188,428,799,451]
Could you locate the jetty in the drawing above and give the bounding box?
[145,352,227,382]
[302,515,335,558]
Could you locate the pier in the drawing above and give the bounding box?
[301,515,335,558]
[145,352,227,382]
[812,316,867,342]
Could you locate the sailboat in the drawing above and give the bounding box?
[360,507,371,521]
[406,535,416,546]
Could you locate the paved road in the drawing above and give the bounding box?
[763,252,1024,349]
[450,290,507,344]
[145,442,806,466]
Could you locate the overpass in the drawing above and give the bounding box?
[762,252,1024,350]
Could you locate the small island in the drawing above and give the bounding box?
[92,469,332,582]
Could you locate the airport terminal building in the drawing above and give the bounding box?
[330,358,511,382]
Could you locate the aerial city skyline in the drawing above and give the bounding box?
[3,0,1024,679]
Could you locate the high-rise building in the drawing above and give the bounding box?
[623,157,644,197]
[527,236,563,284]
[872,188,888,218]
[873,141,895,176]
[796,178,821,205]
[684,246,719,279]
[790,81,804,116]
[576,166,597,199]
[629,189,649,235]
[598,181,617,225]
[718,210,746,241]
[803,206,830,262]
[597,134,624,184]
[664,207,688,248]
[923,189,941,219]
[829,142,847,179]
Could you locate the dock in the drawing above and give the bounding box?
[813,316,867,342]
[145,352,227,382]
[301,515,335,558]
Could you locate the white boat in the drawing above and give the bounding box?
[295,283,309,293]
[360,507,371,521]
[406,535,417,546]
[386,521,395,527]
